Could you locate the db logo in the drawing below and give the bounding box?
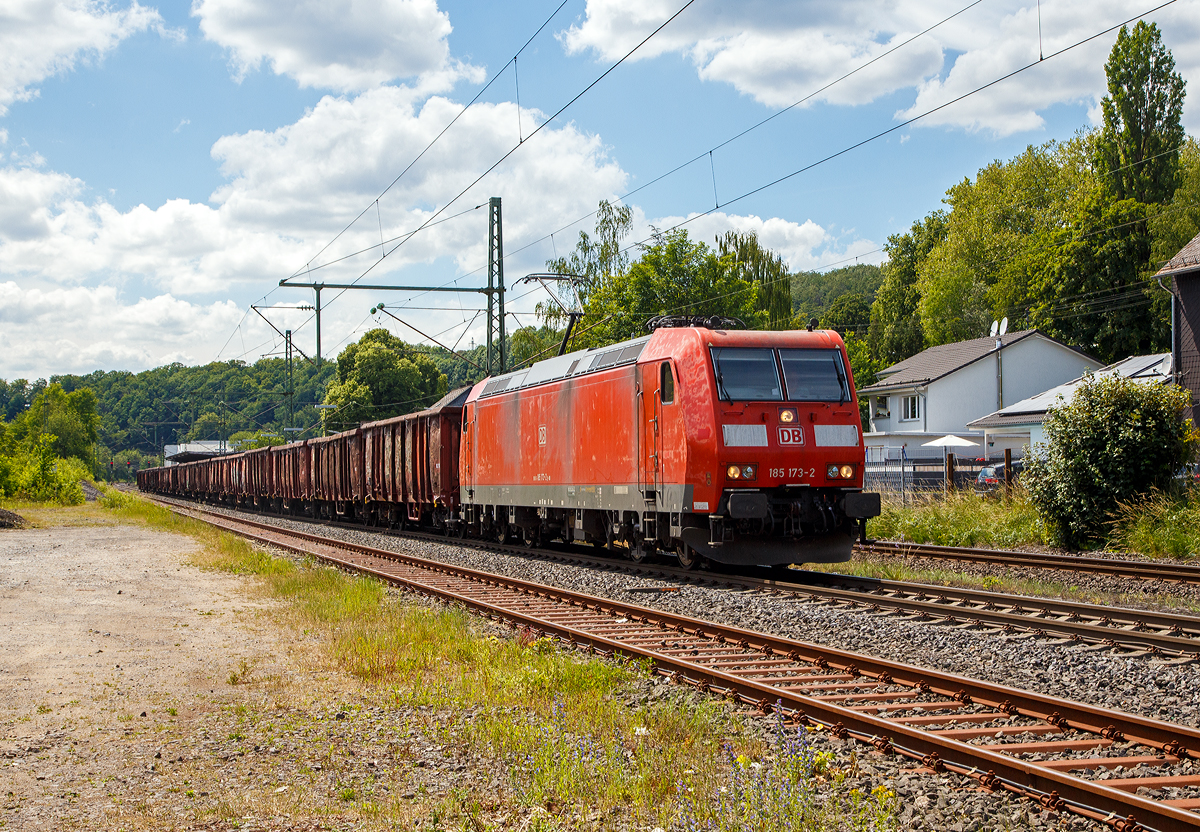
[778,426,805,445]
[538,425,547,446]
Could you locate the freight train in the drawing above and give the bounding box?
[139,321,880,568]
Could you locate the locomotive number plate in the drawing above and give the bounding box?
[777,426,805,445]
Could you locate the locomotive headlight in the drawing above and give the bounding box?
[742,465,756,480]
[779,408,797,423]
[839,464,855,479]
[727,465,742,479]
[827,464,839,479]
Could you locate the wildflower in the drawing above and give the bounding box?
[750,761,762,770]
[633,726,648,736]
[682,768,695,776]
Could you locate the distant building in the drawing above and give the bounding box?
[965,353,1172,454]
[859,330,1098,461]
[1156,231,1200,426]
[163,441,226,467]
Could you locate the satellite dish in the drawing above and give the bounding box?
[998,317,1009,336]
[989,320,998,337]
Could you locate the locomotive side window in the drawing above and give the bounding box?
[711,348,782,401]
[660,361,675,403]
[778,349,851,403]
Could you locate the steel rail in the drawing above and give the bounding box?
[154,498,1200,832]
[143,492,1200,660]
[858,541,1200,585]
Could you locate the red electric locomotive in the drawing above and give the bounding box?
[139,321,879,569]
[459,320,880,567]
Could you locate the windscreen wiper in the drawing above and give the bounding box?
[714,353,731,402]
[833,355,848,405]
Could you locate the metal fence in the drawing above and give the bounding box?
[864,456,991,502]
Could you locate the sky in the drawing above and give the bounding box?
[2,0,1200,379]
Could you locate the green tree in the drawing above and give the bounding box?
[577,229,764,349]
[1025,374,1198,547]
[324,329,448,430]
[718,230,792,329]
[546,199,634,309]
[1151,136,1200,267]
[791,263,883,323]
[1097,21,1186,205]
[869,212,947,363]
[819,292,871,337]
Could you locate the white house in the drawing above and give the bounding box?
[859,330,1098,461]
[965,353,1173,453]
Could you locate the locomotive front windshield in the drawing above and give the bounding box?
[779,349,850,403]
[712,348,783,401]
[711,347,851,403]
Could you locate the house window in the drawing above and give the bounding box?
[873,396,890,418]
[901,394,920,421]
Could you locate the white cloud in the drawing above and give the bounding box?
[0,0,162,116]
[646,210,879,272]
[563,0,1200,136]
[193,0,474,92]
[0,281,244,374]
[0,83,637,372]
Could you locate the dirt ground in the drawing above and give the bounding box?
[0,508,506,831]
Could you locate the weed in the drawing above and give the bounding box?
[36,705,52,715]
[1109,491,1200,560]
[873,489,1047,549]
[227,658,253,686]
[167,707,178,717]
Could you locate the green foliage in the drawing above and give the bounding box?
[0,435,88,504]
[1024,374,1199,547]
[871,490,1048,549]
[1151,136,1200,267]
[842,334,880,433]
[1,383,100,465]
[577,229,765,348]
[819,292,871,337]
[1097,21,1186,205]
[46,356,337,455]
[718,230,792,329]
[1109,490,1200,559]
[869,212,946,363]
[324,329,448,431]
[791,263,883,323]
[546,199,634,310]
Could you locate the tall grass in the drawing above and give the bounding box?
[1109,491,1200,560]
[870,484,1199,560]
[871,489,1048,548]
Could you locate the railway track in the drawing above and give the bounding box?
[150,496,1200,831]
[857,540,1200,585]
[140,491,1200,661]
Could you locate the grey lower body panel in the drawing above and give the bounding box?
[463,483,692,514]
[680,526,855,567]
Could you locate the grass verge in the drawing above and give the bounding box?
[100,488,898,830]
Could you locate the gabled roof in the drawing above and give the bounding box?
[966,353,1172,429]
[859,330,1098,394]
[1155,230,1200,277]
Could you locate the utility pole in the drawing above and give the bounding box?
[280,196,507,374]
[285,329,294,432]
[486,196,507,375]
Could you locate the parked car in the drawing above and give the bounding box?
[974,460,1024,494]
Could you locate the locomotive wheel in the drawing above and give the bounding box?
[675,541,699,570]
[628,539,650,563]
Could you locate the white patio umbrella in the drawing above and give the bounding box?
[921,434,979,447]
[921,435,979,491]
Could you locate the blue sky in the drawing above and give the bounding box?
[2,0,1198,378]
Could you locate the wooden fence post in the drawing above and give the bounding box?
[1003,447,1013,498]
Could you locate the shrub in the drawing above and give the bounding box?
[1024,374,1198,548]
